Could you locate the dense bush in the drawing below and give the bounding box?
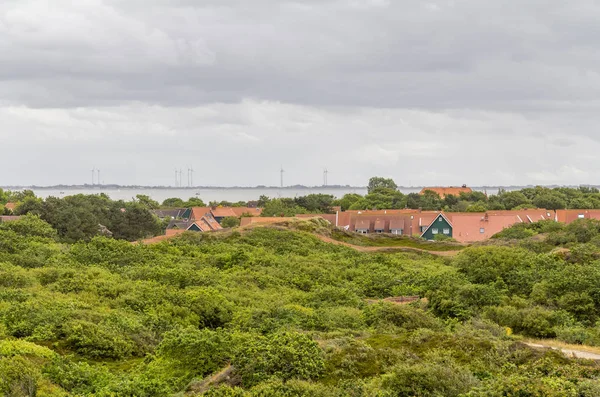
[0,217,599,395]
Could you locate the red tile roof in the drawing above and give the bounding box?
[190,207,212,221]
[420,187,473,198]
[231,207,263,217]
[211,207,238,218]
[240,217,297,227]
[374,218,386,230]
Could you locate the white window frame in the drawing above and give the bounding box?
[480,228,485,234]
[443,228,450,235]
[432,228,439,235]
[578,214,585,219]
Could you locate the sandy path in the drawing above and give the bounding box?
[524,342,600,360]
[314,234,461,257]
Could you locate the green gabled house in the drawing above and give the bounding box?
[421,213,453,240]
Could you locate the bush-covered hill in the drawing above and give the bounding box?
[2,216,600,396]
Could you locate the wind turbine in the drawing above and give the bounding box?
[175,169,179,187]
[323,168,329,187]
[280,165,285,188]
[190,166,195,187]
[91,167,96,185]
[97,169,101,186]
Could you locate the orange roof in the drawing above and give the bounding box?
[190,207,211,220]
[420,187,473,198]
[211,207,238,218]
[197,215,223,231]
[556,209,600,224]
[4,203,16,211]
[240,217,297,227]
[355,219,370,230]
[231,207,263,217]
[297,214,337,224]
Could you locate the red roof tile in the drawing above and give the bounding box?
[420,187,473,198]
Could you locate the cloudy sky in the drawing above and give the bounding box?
[2,0,600,187]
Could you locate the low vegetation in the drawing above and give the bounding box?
[1,215,600,395]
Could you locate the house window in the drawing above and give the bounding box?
[443,228,450,235]
[480,228,485,234]
[578,214,585,219]
[432,228,439,234]
[357,229,368,234]
[375,229,383,234]
[421,226,426,232]
[439,217,443,222]
[392,229,403,235]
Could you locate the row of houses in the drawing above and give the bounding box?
[156,206,263,232]
[241,209,600,243]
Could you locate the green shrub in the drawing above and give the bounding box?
[233,331,325,387]
[363,302,442,330]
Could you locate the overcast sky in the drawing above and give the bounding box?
[2,0,600,187]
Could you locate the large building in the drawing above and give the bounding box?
[245,208,558,243]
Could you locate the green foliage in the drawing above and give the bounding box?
[367,177,398,194]
[156,327,230,376]
[221,217,241,228]
[233,331,325,387]
[16,193,162,242]
[0,213,600,395]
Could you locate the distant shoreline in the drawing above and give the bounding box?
[2,184,597,190]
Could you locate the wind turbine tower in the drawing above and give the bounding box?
[323,168,329,187]
[190,166,195,187]
[91,167,96,185]
[280,166,285,188]
[97,169,101,186]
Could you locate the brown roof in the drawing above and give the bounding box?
[296,214,336,224]
[420,187,473,198]
[240,217,297,227]
[211,207,238,218]
[4,203,16,211]
[373,218,385,230]
[556,209,600,224]
[389,218,405,230]
[198,214,223,231]
[231,207,263,217]
[355,219,370,230]
[190,207,212,221]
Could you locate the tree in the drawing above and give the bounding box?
[162,198,186,208]
[533,194,566,210]
[185,197,206,207]
[135,195,159,209]
[294,194,335,213]
[367,177,398,194]
[221,217,241,228]
[334,193,362,211]
[499,191,531,210]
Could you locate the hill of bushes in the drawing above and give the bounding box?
[2,216,600,396]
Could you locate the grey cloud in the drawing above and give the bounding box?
[3,0,600,110]
[2,0,600,187]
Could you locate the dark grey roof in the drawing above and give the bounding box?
[152,208,187,219]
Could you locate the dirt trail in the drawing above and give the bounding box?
[186,365,234,395]
[136,228,461,257]
[314,234,461,257]
[524,342,600,361]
